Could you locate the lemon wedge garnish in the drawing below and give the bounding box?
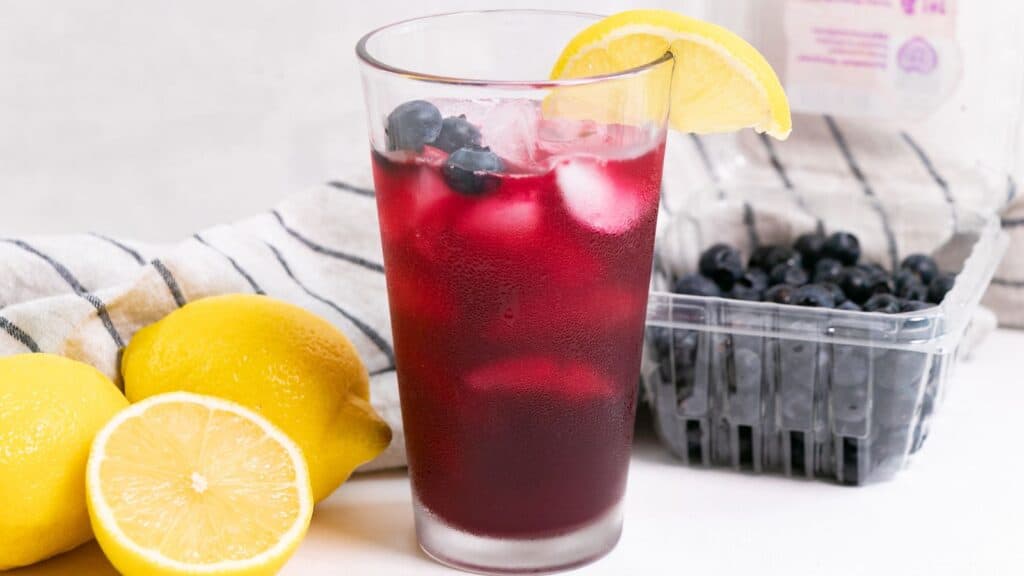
[550,9,791,139]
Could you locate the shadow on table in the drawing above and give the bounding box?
[311,471,435,568]
[1,542,117,576]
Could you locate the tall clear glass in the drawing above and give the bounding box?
[357,10,673,574]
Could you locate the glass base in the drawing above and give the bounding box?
[414,498,624,575]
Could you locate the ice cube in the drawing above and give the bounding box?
[478,99,542,169]
[556,157,645,234]
[458,195,541,247]
[466,357,612,400]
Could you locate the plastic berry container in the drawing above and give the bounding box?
[641,195,1008,485]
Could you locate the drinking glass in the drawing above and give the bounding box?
[357,10,673,573]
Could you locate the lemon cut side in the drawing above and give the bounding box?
[86,392,314,576]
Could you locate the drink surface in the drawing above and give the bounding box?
[372,99,664,538]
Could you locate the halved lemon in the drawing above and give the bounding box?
[86,392,314,576]
[550,9,791,139]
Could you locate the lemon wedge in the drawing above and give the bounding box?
[86,392,314,576]
[550,9,791,139]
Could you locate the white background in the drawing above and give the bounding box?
[0,0,698,241]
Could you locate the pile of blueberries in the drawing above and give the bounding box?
[671,231,957,313]
[645,231,955,485]
[385,100,505,195]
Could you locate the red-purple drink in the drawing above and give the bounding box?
[358,11,672,573]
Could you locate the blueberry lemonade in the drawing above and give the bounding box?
[358,9,790,574]
[374,97,665,538]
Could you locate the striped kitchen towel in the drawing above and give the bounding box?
[0,181,407,471]
[658,113,1022,329]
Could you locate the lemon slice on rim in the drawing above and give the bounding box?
[86,392,314,576]
[550,9,791,139]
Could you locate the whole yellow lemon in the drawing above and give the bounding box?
[0,353,128,570]
[121,294,392,502]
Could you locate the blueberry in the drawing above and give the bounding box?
[901,254,939,285]
[900,300,935,313]
[729,285,763,301]
[792,284,836,308]
[794,233,826,268]
[821,282,847,305]
[698,244,745,290]
[860,264,894,296]
[894,269,919,293]
[838,300,862,311]
[863,293,901,314]
[433,115,482,153]
[738,268,769,291]
[749,245,801,272]
[838,266,873,304]
[673,273,722,297]
[765,284,796,304]
[386,100,443,152]
[813,257,844,284]
[897,278,929,302]
[928,272,956,304]
[441,147,504,195]
[770,263,809,287]
[822,232,861,265]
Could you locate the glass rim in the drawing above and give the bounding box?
[355,9,674,88]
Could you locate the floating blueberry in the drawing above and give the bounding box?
[838,300,862,311]
[738,268,770,292]
[729,285,763,301]
[901,254,939,285]
[838,266,873,304]
[770,263,809,287]
[813,257,844,284]
[673,273,722,297]
[441,147,504,195]
[386,100,443,152]
[433,115,482,153]
[792,284,836,308]
[928,272,956,304]
[900,299,934,313]
[822,232,862,265]
[765,284,796,304]
[863,293,901,314]
[794,233,826,268]
[699,244,745,290]
[821,282,847,305]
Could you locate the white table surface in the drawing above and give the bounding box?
[16,328,1023,576]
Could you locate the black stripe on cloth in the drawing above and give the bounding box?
[689,134,725,200]
[758,133,823,230]
[3,239,125,347]
[759,133,794,190]
[271,210,385,274]
[265,242,396,367]
[328,180,376,198]
[901,133,957,227]
[992,277,1024,288]
[742,202,761,248]
[1002,218,1024,228]
[90,233,145,265]
[370,366,396,377]
[823,116,900,271]
[0,315,40,352]
[151,259,187,308]
[1008,176,1018,204]
[193,234,265,295]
